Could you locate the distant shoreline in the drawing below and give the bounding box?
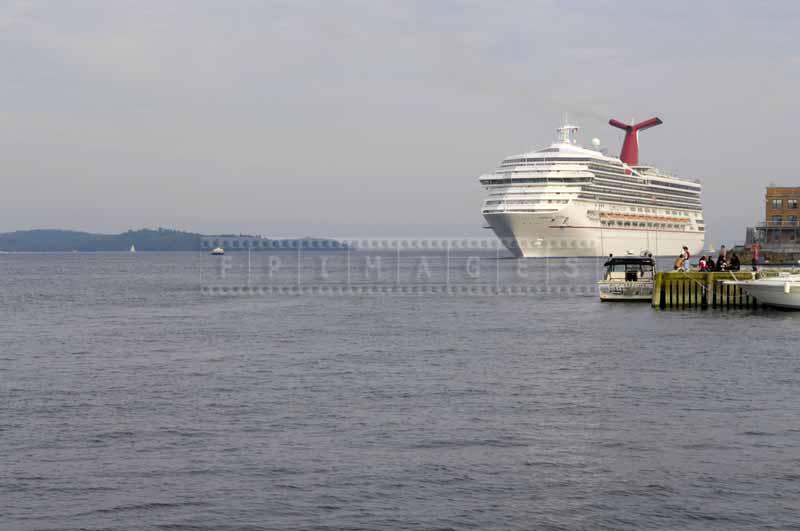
[0,228,345,253]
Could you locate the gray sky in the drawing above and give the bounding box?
[2,0,799,243]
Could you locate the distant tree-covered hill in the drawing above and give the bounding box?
[0,228,202,252]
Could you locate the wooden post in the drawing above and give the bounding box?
[653,273,663,308]
[710,274,717,307]
[700,273,708,310]
[686,276,692,308]
[684,276,691,307]
[686,276,693,307]
[665,274,672,308]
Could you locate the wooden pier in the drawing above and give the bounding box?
[652,271,760,309]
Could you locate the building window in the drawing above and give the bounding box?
[772,198,783,209]
[789,199,798,209]
[772,215,783,226]
[789,215,798,226]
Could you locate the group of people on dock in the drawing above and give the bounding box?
[674,245,740,272]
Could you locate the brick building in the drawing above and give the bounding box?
[750,186,800,244]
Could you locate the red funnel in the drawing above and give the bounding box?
[609,117,662,166]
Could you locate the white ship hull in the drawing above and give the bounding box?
[485,210,704,258]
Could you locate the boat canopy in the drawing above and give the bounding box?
[603,256,655,268]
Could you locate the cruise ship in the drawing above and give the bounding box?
[479,117,704,258]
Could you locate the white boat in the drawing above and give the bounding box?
[479,117,705,257]
[211,247,225,255]
[597,254,656,301]
[727,274,800,309]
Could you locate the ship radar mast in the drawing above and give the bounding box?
[556,117,579,145]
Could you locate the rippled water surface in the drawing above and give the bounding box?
[2,252,799,530]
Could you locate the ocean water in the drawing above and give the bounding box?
[2,252,799,531]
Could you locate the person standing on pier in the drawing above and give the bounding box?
[681,246,691,272]
[751,243,760,271]
[729,252,741,271]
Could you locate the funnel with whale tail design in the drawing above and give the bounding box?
[609,117,662,166]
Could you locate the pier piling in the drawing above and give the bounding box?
[652,271,759,309]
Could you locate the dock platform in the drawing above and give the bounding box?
[652,271,760,309]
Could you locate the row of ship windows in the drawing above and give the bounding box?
[495,164,696,190]
[488,192,548,197]
[502,157,595,164]
[591,177,702,199]
[594,174,701,197]
[584,194,701,212]
[499,166,592,172]
[635,177,701,192]
[592,205,696,217]
[585,189,700,209]
[603,220,682,228]
[482,208,560,213]
[498,170,592,176]
[484,199,570,206]
[486,190,701,216]
[585,190,700,210]
[484,195,699,218]
[601,220,702,231]
[482,178,591,185]
[589,167,702,191]
[485,173,701,195]
[492,161,701,192]
[631,206,690,216]
[493,175,590,181]
[578,192,701,210]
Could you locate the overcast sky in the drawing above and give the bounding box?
[2,0,799,243]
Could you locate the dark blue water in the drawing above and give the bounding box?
[2,252,799,530]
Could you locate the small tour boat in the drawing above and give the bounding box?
[211,247,225,255]
[727,274,800,309]
[598,255,655,301]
